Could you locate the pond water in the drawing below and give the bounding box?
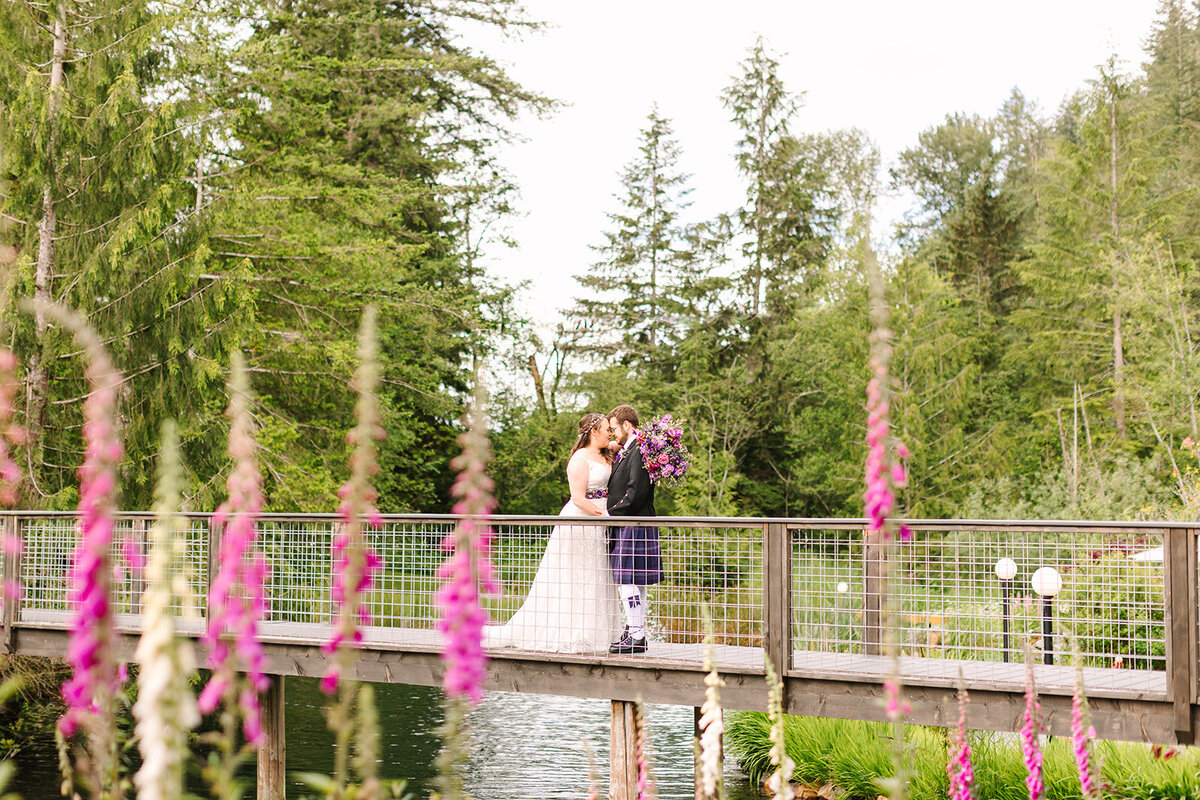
[10,678,763,800]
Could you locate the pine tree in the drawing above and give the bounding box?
[1014,63,1163,443]
[722,37,832,316]
[0,0,248,506]
[1144,0,1200,127]
[569,108,692,368]
[206,0,547,510]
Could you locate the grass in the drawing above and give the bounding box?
[726,711,1200,800]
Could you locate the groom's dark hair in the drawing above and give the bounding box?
[608,404,639,429]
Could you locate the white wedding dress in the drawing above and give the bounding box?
[485,454,623,653]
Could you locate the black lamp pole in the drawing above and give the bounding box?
[1041,595,1054,666]
[1001,578,1011,663]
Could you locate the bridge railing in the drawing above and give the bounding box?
[5,513,1197,703]
[782,520,1198,704]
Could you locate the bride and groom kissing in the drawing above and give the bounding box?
[485,404,662,655]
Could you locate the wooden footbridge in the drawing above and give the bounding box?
[1,512,1197,798]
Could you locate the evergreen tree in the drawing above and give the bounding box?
[0,0,248,506]
[1144,0,1200,127]
[569,108,692,368]
[206,0,547,510]
[1014,63,1162,444]
[722,37,832,316]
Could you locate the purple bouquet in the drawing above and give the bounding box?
[638,414,691,488]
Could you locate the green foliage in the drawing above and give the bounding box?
[197,0,546,512]
[0,0,250,508]
[727,712,1200,800]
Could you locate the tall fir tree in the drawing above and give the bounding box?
[722,37,831,316]
[1014,63,1163,444]
[569,108,692,369]
[0,0,249,506]
[206,0,547,510]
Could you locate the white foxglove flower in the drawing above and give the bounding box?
[697,660,725,798]
[133,424,200,800]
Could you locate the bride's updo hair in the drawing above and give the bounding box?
[570,413,606,457]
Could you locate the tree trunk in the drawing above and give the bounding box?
[28,6,67,478]
[1109,90,1127,440]
[528,354,546,415]
[753,78,766,318]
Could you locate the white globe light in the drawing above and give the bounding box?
[836,581,848,594]
[994,557,1018,581]
[1031,566,1063,598]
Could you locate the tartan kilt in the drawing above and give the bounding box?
[608,525,663,586]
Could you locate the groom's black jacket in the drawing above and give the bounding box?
[607,440,656,518]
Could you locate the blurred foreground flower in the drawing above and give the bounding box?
[947,680,975,800]
[1071,646,1099,800]
[432,382,498,800]
[764,657,794,800]
[1022,644,1045,800]
[36,302,123,800]
[133,422,199,800]
[323,307,387,800]
[197,353,271,800]
[0,348,24,630]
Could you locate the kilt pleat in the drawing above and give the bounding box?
[608,525,663,585]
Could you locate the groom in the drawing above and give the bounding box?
[606,404,663,655]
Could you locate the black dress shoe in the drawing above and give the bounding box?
[608,631,648,654]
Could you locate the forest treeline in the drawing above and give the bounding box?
[1,0,1198,519]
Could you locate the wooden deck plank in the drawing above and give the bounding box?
[17,608,1165,699]
[789,651,1167,700]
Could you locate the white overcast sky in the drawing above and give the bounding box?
[465,0,1162,331]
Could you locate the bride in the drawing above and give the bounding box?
[485,413,622,653]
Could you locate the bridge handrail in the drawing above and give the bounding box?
[0,509,1196,531]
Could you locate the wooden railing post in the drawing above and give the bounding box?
[1164,528,1197,744]
[258,676,286,800]
[862,529,883,656]
[1,515,19,653]
[610,700,638,800]
[206,513,220,618]
[763,522,792,699]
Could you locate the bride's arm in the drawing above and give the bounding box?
[566,457,604,516]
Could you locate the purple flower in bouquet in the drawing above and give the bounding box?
[638,415,692,488]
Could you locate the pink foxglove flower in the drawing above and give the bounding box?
[323,306,385,694]
[42,304,123,796]
[434,390,497,705]
[0,348,25,622]
[197,353,271,745]
[1071,653,1099,799]
[1021,648,1045,800]
[947,683,975,800]
[864,253,912,800]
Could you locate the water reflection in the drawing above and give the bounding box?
[11,678,760,800]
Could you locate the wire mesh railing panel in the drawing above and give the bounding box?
[170,517,210,620]
[19,516,76,616]
[256,519,333,627]
[109,518,140,616]
[657,525,762,657]
[790,528,864,659]
[788,524,1168,694]
[483,521,762,668]
[363,520,451,632]
[894,528,1165,671]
